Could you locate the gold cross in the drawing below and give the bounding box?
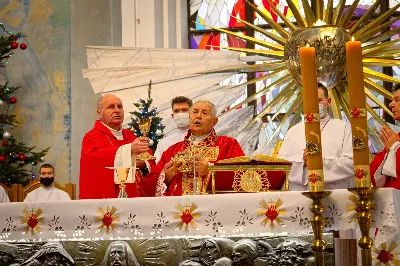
[184,203,190,210]
[268,199,276,206]
[30,208,36,216]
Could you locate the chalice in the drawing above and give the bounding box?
[136,119,155,161]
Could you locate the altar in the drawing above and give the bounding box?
[0,188,398,265]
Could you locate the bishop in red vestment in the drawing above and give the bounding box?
[146,101,245,196]
[80,94,156,199]
[370,85,400,190]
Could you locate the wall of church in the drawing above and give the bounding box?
[1,0,71,185]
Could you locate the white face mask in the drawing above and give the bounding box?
[319,103,326,118]
[173,112,190,128]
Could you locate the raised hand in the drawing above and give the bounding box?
[131,137,149,155]
[164,160,181,185]
[381,126,400,150]
[195,157,209,176]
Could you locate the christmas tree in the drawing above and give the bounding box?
[129,81,165,153]
[0,23,48,186]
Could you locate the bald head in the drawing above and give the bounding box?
[97,94,124,130]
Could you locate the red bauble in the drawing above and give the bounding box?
[33,161,38,166]
[2,141,8,147]
[10,41,18,49]
[18,154,25,161]
[19,43,27,50]
[9,97,17,104]
[0,155,6,161]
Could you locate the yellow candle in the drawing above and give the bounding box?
[346,38,371,188]
[300,45,324,192]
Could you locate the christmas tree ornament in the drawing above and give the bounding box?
[3,131,11,139]
[156,129,163,136]
[19,43,27,50]
[18,154,25,161]
[9,97,16,104]
[0,155,6,161]
[2,140,8,147]
[0,100,4,106]
[149,139,154,146]
[10,41,18,49]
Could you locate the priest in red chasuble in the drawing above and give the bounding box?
[80,94,157,199]
[147,101,245,196]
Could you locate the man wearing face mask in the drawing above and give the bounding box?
[278,83,354,190]
[154,96,192,164]
[24,164,71,202]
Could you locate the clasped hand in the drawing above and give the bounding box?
[381,126,400,150]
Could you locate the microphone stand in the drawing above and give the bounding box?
[190,135,197,195]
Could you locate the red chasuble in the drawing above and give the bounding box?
[146,129,245,196]
[370,134,400,189]
[80,121,157,199]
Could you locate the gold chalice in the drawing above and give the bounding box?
[136,119,155,161]
[114,167,131,198]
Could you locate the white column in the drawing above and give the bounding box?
[121,0,137,47]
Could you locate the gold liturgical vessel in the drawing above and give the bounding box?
[136,119,155,161]
[115,167,131,198]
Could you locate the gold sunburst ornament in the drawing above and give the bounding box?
[200,0,400,147]
[21,208,44,235]
[373,240,400,265]
[173,203,200,232]
[257,198,286,229]
[95,206,120,234]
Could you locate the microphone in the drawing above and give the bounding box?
[190,135,197,195]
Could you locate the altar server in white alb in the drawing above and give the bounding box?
[278,84,354,190]
[154,96,192,163]
[24,164,71,202]
[0,185,10,203]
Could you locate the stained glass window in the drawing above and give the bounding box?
[189,0,246,31]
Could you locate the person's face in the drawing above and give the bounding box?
[43,253,61,266]
[190,102,218,137]
[389,89,400,121]
[110,243,126,266]
[278,247,298,266]
[97,95,124,130]
[232,246,251,266]
[171,102,191,118]
[200,241,219,266]
[317,88,331,115]
[39,167,55,179]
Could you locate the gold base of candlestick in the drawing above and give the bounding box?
[302,191,332,266]
[348,187,377,266]
[118,180,128,198]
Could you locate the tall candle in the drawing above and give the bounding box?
[346,38,371,188]
[300,45,324,192]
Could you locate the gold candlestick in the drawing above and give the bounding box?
[348,187,377,266]
[302,191,332,266]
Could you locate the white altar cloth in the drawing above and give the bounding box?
[0,188,398,246]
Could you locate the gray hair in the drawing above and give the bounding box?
[97,94,121,109]
[192,100,217,117]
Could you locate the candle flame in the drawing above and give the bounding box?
[351,36,355,41]
[306,43,310,47]
[313,19,326,26]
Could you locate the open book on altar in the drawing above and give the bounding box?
[215,154,292,165]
